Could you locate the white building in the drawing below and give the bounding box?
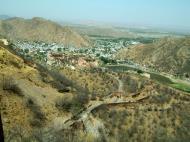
[0,39,9,45]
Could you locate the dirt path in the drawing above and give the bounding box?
[107,73,124,92]
[82,114,106,137]
[116,77,123,92]
[60,94,149,131]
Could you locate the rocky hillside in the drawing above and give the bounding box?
[0,17,90,47]
[0,42,68,138]
[0,41,119,141]
[0,41,190,142]
[116,37,190,76]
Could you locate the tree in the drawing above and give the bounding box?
[96,53,100,57]
[185,73,189,78]
[24,48,29,54]
[100,56,109,64]
[92,48,95,52]
[137,69,143,74]
[57,48,62,52]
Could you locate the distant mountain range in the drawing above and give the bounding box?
[116,37,190,76]
[60,20,190,37]
[0,17,90,47]
[70,25,136,38]
[0,15,12,20]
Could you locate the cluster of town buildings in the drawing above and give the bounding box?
[11,38,139,69]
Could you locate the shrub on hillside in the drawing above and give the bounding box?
[55,94,89,114]
[50,71,73,87]
[55,96,72,111]
[137,69,143,74]
[128,79,138,93]
[74,93,89,105]
[2,76,23,96]
[151,94,171,104]
[5,125,30,142]
[26,97,45,127]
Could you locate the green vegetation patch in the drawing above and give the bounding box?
[150,73,190,93]
[106,65,138,72]
[170,83,190,93]
[150,73,173,84]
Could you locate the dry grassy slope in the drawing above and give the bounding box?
[0,17,90,47]
[1,44,190,141]
[0,45,70,137]
[94,72,190,142]
[0,44,25,72]
[116,37,190,75]
[60,67,118,97]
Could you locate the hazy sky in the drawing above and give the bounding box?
[1,0,190,29]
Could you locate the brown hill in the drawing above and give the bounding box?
[0,42,67,133]
[116,37,190,76]
[0,17,90,47]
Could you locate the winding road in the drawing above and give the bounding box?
[60,92,149,131]
[58,73,150,137]
[116,77,124,92]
